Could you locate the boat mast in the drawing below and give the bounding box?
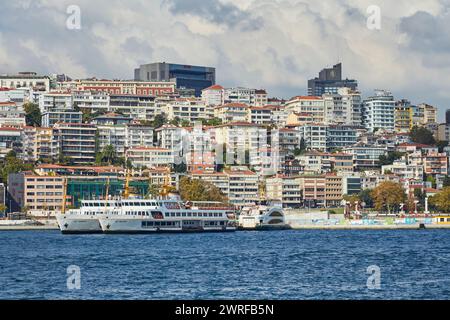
[104,177,110,213]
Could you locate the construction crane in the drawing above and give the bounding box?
[159,168,172,198]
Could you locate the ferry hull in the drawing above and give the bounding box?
[99,218,236,234]
[56,215,102,234]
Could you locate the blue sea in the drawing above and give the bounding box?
[1,230,450,300]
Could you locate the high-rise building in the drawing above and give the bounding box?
[362,90,396,132]
[394,99,413,133]
[134,62,216,97]
[446,109,450,124]
[308,63,358,96]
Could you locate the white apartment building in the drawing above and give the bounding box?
[382,158,424,180]
[162,98,212,122]
[52,123,97,164]
[0,73,50,92]
[190,167,259,207]
[97,124,154,157]
[0,102,26,127]
[249,106,273,125]
[338,87,362,126]
[126,147,174,169]
[296,124,328,151]
[362,90,396,132]
[67,79,176,96]
[214,103,250,123]
[73,90,110,112]
[212,123,268,164]
[201,85,224,106]
[285,96,326,124]
[38,92,73,113]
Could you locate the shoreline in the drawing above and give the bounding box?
[1,224,450,231]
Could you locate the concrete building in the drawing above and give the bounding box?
[308,63,358,96]
[394,100,413,133]
[42,110,83,127]
[0,102,26,127]
[126,147,173,169]
[362,90,396,132]
[38,92,73,113]
[52,123,97,164]
[214,103,250,123]
[0,72,50,92]
[109,94,158,121]
[7,172,65,213]
[70,79,175,96]
[134,62,215,96]
[0,127,22,159]
[162,98,212,122]
[338,87,363,126]
[201,85,224,106]
[326,125,359,151]
[285,96,326,124]
[73,90,110,112]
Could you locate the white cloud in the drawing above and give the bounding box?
[0,0,449,119]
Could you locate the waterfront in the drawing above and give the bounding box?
[1,230,450,300]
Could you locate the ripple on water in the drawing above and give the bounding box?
[1,230,450,300]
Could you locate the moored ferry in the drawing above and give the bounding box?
[56,199,237,234]
[99,200,237,233]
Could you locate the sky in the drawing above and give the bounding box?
[1,0,450,121]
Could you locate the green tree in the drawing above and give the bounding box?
[443,176,450,188]
[0,153,34,185]
[379,151,405,166]
[179,177,228,203]
[359,189,374,208]
[410,126,436,145]
[430,187,450,213]
[180,120,191,127]
[437,141,449,153]
[152,114,167,129]
[372,181,406,214]
[97,145,118,165]
[23,102,42,127]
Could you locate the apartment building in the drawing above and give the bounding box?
[423,152,449,176]
[163,98,212,122]
[0,73,50,92]
[214,103,250,123]
[42,110,83,127]
[249,106,273,125]
[0,102,26,127]
[52,123,97,164]
[38,92,73,112]
[109,95,158,121]
[73,90,110,112]
[201,85,224,106]
[126,147,173,169]
[7,172,65,213]
[69,79,176,96]
[0,127,22,158]
[362,90,395,132]
[285,96,325,124]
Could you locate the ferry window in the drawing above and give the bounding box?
[165,213,169,217]
[182,212,187,217]
[441,218,445,222]
[188,212,192,217]
[176,213,181,217]
[193,213,197,217]
[447,218,450,222]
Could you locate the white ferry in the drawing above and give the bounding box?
[57,199,237,234]
[56,200,114,234]
[98,200,237,233]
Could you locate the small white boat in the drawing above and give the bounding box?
[238,202,290,230]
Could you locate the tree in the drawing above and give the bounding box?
[414,189,426,206]
[359,189,374,208]
[372,181,406,214]
[179,177,228,203]
[437,141,449,153]
[23,102,42,127]
[0,153,34,185]
[379,151,405,166]
[430,187,450,213]
[443,176,450,188]
[96,145,118,165]
[410,126,436,145]
[152,114,167,129]
[294,138,307,156]
[180,120,191,127]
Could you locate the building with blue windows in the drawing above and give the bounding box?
[134,62,216,97]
